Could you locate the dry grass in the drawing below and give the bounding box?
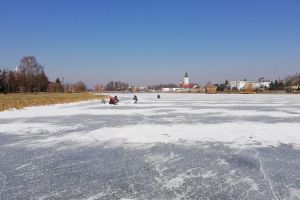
[0,93,109,112]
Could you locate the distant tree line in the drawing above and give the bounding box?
[105,81,129,91]
[0,56,87,94]
[0,69,18,93]
[0,56,48,93]
[71,81,87,92]
[268,80,285,90]
[48,78,63,92]
[147,84,178,90]
[285,73,300,87]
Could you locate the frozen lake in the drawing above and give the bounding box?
[0,93,300,199]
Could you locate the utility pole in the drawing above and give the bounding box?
[7,69,9,93]
[62,77,64,93]
[4,69,8,94]
[0,68,2,92]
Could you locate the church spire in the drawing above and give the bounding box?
[183,72,189,85]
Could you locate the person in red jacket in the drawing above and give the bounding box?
[109,97,116,105]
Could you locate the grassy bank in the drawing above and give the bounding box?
[0,93,109,111]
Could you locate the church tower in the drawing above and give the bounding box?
[183,72,189,85]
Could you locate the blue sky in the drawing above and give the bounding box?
[0,0,300,87]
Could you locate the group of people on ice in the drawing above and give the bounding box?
[108,96,119,105]
[102,94,161,105]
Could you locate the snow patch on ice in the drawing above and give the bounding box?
[85,191,108,200]
[217,158,229,165]
[17,122,300,149]
[201,170,217,179]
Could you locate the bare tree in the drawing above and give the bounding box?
[105,81,129,91]
[72,81,87,92]
[18,56,46,92]
[94,84,103,92]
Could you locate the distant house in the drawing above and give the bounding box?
[290,85,300,90]
[161,88,172,92]
[229,80,247,90]
[161,87,182,92]
[229,80,271,90]
[206,85,217,94]
[288,85,300,93]
[190,86,205,93]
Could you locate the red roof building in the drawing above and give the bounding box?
[180,72,194,89]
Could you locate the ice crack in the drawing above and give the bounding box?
[241,151,280,200]
[255,151,280,200]
[241,153,264,200]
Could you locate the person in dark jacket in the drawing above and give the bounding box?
[133,95,138,103]
[157,94,160,99]
[114,96,119,103]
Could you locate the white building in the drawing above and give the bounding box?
[229,81,246,90]
[161,88,171,92]
[161,88,182,92]
[259,81,271,88]
[229,80,271,90]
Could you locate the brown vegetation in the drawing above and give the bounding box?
[0,93,108,112]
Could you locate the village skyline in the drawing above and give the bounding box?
[1,56,299,94]
[0,56,298,89]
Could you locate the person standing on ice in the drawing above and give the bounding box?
[133,95,138,103]
[157,94,160,99]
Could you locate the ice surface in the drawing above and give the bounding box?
[0,93,300,199]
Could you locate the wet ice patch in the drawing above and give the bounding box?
[287,188,300,200]
[0,123,79,136]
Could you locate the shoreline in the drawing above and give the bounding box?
[1,92,298,112]
[0,93,109,112]
[99,91,300,95]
